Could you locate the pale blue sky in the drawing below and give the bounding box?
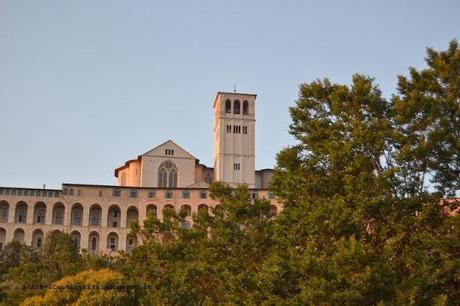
[0,1,459,189]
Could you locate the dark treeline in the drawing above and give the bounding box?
[1,40,459,306]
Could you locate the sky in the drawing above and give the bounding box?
[0,0,459,189]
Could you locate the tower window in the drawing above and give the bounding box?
[225,99,232,113]
[243,126,248,134]
[234,100,241,114]
[233,163,240,171]
[165,149,175,156]
[226,125,232,133]
[243,100,249,115]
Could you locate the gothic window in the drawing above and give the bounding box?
[225,99,231,113]
[158,160,178,188]
[234,100,241,114]
[243,100,249,115]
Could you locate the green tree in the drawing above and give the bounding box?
[0,232,85,305]
[393,40,460,196]
[270,40,460,305]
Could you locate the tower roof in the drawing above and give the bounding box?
[213,92,257,108]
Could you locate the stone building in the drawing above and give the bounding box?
[0,92,280,254]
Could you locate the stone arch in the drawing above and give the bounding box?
[180,204,192,217]
[107,232,119,252]
[32,229,44,248]
[13,228,25,243]
[198,204,209,214]
[88,231,100,254]
[162,204,175,218]
[0,201,9,223]
[233,99,241,114]
[126,206,139,227]
[0,227,6,252]
[33,202,47,224]
[243,100,249,115]
[71,203,84,226]
[14,201,28,223]
[52,202,65,225]
[107,204,121,228]
[89,204,102,226]
[70,230,81,249]
[146,204,157,219]
[225,99,232,113]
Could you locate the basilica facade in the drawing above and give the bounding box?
[0,92,280,254]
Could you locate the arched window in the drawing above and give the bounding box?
[52,203,65,225]
[198,204,208,214]
[32,229,44,248]
[71,203,83,226]
[0,228,6,252]
[88,231,99,254]
[158,160,178,188]
[234,100,241,114]
[146,204,157,219]
[107,205,121,228]
[107,232,119,251]
[0,201,9,223]
[89,204,102,226]
[33,202,46,224]
[13,228,25,243]
[127,206,139,227]
[126,235,137,253]
[71,231,81,249]
[15,202,28,223]
[180,205,192,217]
[225,99,231,113]
[243,100,249,115]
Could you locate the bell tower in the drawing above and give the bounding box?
[213,92,256,187]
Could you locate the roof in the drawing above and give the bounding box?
[213,92,257,109]
[114,156,141,178]
[114,140,199,178]
[141,139,197,160]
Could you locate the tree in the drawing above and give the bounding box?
[393,40,460,197]
[21,269,139,306]
[270,40,460,305]
[0,232,84,305]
